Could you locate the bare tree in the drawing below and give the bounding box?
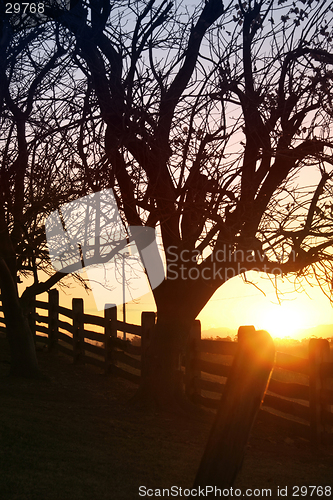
[2,0,333,409]
[0,13,88,376]
[44,0,333,409]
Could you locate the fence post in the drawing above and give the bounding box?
[104,304,117,374]
[48,289,59,351]
[72,298,84,363]
[141,311,156,382]
[194,326,275,494]
[309,338,330,446]
[185,320,201,401]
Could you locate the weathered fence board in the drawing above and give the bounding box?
[268,378,309,401]
[116,319,142,337]
[113,365,140,385]
[259,409,310,440]
[263,394,310,422]
[198,338,237,356]
[192,393,220,409]
[198,378,225,394]
[83,313,106,328]
[82,329,104,343]
[194,358,231,378]
[275,351,309,374]
[108,336,132,352]
[35,325,48,335]
[32,313,49,324]
[125,343,141,356]
[34,300,49,310]
[57,320,73,334]
[114,350,141,370]
[83,341,104,357]
[58,331,73,345]
[83,354,105,369]
[57,305,74,319]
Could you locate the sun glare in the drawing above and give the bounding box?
[259,303,307,339]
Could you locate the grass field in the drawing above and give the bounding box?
[1,334,333,499]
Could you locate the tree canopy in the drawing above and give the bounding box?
[41,0,333,309]
[1,0,333,391]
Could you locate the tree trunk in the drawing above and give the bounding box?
[132,309,191,412]
[132,277,200,413]
[0,257,41,378]
[131,277,217,413]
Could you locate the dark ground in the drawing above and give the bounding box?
[1,337,333,500]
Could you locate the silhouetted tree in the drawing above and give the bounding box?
[2,1,333,408]
[46,0,333,409]
[0,13,87,375]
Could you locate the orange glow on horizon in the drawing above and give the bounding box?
[257,302,310,339]
[197,273,333,340]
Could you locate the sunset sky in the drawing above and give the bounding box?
[34,165,333,341]
[130,274,333,340]
[33,131,333,342]
[12,1,333,344]
[37,148,333,342]
[30,157,333,342]
[40,267,333,342]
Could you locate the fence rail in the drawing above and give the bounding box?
[0,290,332,445]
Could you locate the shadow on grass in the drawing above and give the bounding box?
[1,334,333,500]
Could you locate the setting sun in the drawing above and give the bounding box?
[259,302,309,339]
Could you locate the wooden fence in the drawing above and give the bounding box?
[0,290,333,445]
[185,321,333,446]
[0,289,148,385]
